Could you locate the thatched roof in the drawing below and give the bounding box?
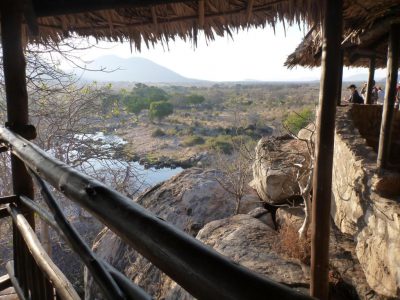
[285,0,400,68]
[6,0,321,50]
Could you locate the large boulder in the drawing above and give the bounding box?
[249,136,311,204]
[162,214,309,299]
[85,168,261,299]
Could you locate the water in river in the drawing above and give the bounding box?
[75,132,183,192]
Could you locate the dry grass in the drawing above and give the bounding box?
[275,224,311,265]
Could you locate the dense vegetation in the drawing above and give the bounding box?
[97,82,319,163]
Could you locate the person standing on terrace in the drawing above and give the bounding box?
[344,84,364,104]
[377,86,384,104]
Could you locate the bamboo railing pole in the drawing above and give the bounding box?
[377,24,400,169]
[311,0,343,299]
[365,57,376,104]
[7,205,80,300]
[5,261,27,300]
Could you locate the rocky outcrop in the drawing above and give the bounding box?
[297,123,315,142]
[249,136,311,204]
[85,168,262,299]
[163,214,309,299]
[332,106,400,298]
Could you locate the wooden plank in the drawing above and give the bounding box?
[0,275,11,291]
[0,196,17,205]
[365,57,376,104]
[5,261,26,300]
[377,24,400,169]
[311,0,343,299]
[7,205,80,300]
[33,0,195,17]
[0,127,313,300]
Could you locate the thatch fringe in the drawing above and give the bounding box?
[285,0,400,69]
[0,0,321,49]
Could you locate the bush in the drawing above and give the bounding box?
[283,108,314,134]
[149,101,174,122]
[151,128,166,137]
[275,224,311,265]
[182,135,205,147]
[206,135,233,154]
[185,94,205,105]
[166,128,179,136]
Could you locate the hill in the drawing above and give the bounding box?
[81,55,201,83]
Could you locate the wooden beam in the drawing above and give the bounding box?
[33,0,195,17]
[22,0,39,35]
[7,205,80,300]
[246,0,254,22]
[311,0,343,299]
[377,24,400,169]
[151,7,158,33]
[198,0,205,28]
[365,57,376,104]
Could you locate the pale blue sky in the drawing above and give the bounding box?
[67,25,386,82]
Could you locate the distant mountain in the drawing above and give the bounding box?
[81,55,201,83]
[343,73,369,82]
[343,73,389,83]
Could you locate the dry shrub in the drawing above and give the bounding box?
[275,224,311,265]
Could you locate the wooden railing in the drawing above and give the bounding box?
[0,126,313,300]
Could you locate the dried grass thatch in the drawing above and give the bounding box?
[285,0,400,69]
[3,0,323,50]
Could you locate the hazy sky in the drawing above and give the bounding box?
[69,25,386,82]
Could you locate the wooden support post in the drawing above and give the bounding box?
[365,57,376,104]
[1,1,34,226]
[311,0,343,299]
[337,50,344,106]
[377,24,400,169]
[1,2,35,296]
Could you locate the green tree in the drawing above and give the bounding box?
[185,94,205,105]
[124,95,147,120]
[149,101,173,122]
[132,84,169,103]
[283,108,314,134]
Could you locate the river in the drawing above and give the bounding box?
[74,132,183,191]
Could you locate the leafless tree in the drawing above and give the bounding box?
[213,136,255,214]
[0,41,142,262]
[282,112,315,239]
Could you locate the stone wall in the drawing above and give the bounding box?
[332,106,400,298]
[350,104,400,164]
